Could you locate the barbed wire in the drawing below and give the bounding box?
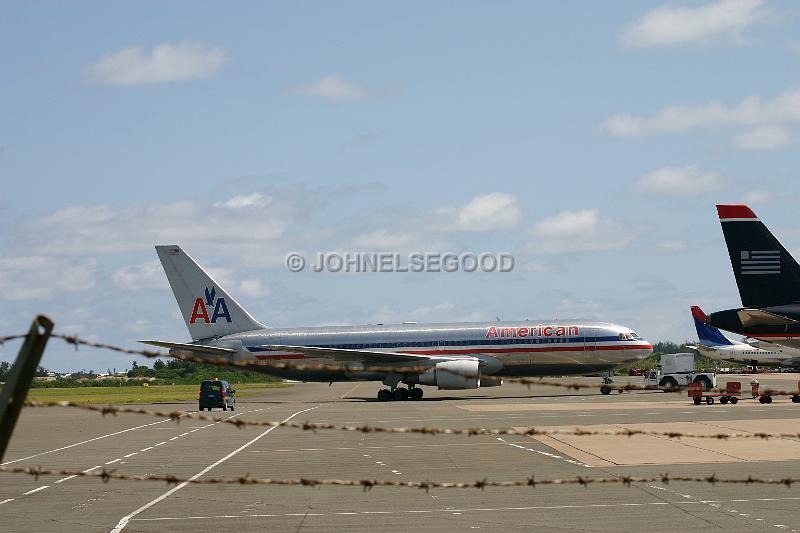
[6,330,800,496]
[2,465,798,490]
[0,332,793,396]
[0,334,27,346]
[51,333,800,395]
[22,401,800,440]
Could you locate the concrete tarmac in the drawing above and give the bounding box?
[2,376,800,532]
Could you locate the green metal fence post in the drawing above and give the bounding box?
[0,315,54,462]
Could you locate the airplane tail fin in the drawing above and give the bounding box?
[716,205,800,308]
[156,245,266,341]
[691,306,733,346]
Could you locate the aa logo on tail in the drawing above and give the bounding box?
[190,286,232,324]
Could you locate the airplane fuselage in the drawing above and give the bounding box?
[695,342,799,367]
[187,320,653,382]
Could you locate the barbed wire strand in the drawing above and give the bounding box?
[49,333,800,396]
[1,465,797,490]
[0,334,27,346]
[0,332,789,396]
[21,400,800,441]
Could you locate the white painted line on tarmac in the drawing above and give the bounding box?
[179,433,190,437]
[495,437,590,468]
[140,447,153,452]
[1,418,175,466]
[0,498,14,505]
[23,486,49,495]
[154,442,167,447]
[4,408,265,508]
[129,495,800,522]
[111,406,320,533]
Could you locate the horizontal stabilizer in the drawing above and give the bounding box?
[737,309,798,327]
[139,340,236,356]
[259,344,437,364]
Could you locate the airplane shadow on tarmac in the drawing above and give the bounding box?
[346,391,663,402]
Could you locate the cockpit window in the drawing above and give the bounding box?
[619,332,641,341]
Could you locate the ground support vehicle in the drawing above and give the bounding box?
[643,353,717,392]
[688,381,741,405]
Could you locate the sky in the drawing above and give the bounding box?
[2,0,800,373]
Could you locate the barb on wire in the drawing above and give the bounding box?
[1,465,797,490]
[34,333,800,396]
[22,401,800,441]
[0,334,26,346]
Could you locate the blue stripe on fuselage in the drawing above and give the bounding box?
[245,335,630,352]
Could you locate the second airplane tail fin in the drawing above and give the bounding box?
[691,306,733,347]
[716,205,800,308]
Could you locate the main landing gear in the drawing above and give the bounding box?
[377,386,424,401]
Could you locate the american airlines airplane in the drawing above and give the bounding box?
[690,306,800,368]
[143,245,653,401]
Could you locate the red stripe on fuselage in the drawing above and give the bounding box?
[254,354,314,360]
[253,343,651,359]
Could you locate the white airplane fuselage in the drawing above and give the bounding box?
[696,342,800,368]
[186,321,653,382]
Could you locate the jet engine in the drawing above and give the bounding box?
[418,360,481,390]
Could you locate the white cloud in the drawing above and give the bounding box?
[239,278,272,299]
[111,261,167,290]
[370,302,485,324]
[621,0,767,48]
[215,193,271,209]
[601,87,800,138]
[0,257,96,300]
[87,41,225,86]
[733,125,794,150]
[652,240,689,253]
[347,193,522,253]
[788,41,800,55]
[433,193,522,232]
[352,229,417,249]
[291,75,371,102]
[14,199,298,258]
[742,190,772,204]
[636,166,725,195]
[557,298,603,315]
[528,209,637,253]
[453,192,522,231]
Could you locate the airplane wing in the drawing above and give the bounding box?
[258,344,455,365]
[139,340,237,356]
